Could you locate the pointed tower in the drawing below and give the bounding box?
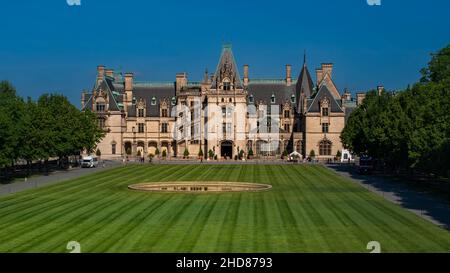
[295,52,314,113]
[211,44,243,91]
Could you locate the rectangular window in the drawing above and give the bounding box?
[161,123,168,133]
[96,103,106,112]
[161,108,168,117]
[138,123,145,133]
[284,110,290,118]
[322,123,329,133]
[98,118,105,129]
[112,144,116,155]
[284,124,290,133]
[223,82,231,91]
[322,108,329,117]
[222,107,226,117]
[138,108,144,117]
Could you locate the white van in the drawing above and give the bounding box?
[341,150,354,163]
[81,156,99,168]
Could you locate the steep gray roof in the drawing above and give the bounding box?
[247,81,296,107]
[211,44,243,89]
[295,62,314,113]
[307,84,343,113]
[129,85,176,117]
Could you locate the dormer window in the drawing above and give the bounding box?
[151,97,156,106]
[222,78,231,91]
[138,108,145,117]
[249,95,254,104]
[291,95,296,104]
[96,102,106,112]
[171,97,176,106]
[322,108,329,117]
[271,95,276,104]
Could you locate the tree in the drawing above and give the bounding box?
[208,149,215,159]
[155,148,160,157]
[162,150,167,158]
[421,45,450,83]
[198,148,203,158]
[248,148,254,158]
[96,149,102,157]
[126,147,132,156]
[309,150,315,159]
[336,150,342,159]
[183,148,190,159]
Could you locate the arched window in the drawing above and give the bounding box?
[319,140,332,156]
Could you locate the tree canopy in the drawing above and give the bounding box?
[0,84,104,170]
[341,45,450,177]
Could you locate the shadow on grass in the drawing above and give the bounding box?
[328,164,450,230]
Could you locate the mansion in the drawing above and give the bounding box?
[81,45,370,160]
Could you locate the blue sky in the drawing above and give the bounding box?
[0,0,449,106]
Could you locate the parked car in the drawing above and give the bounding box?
[358,156,374,174]
[81,156,99,168]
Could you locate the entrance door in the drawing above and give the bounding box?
[221,141,233,159]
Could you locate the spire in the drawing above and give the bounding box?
[211,44,243,90]
[295,53,314,113]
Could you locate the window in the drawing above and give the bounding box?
[138,123,145,133]
[138,108,144,117]
[271,95,276,104]
[161,108,168,117]
[151,97,156,106]
[98,118,105,129]
[161,123,168,133]
[319,140,332,156]
[112,143,116,155]
[190,101,194,107]
[223,82,231,91]
[229,98,232,103]
[322,107,329,117]
[171,97,176,106]
[222,107,226,117]
[96,103,106,112]
[322,123,329,133]
[291,95,296,104]
[284,110,290,118]
[284,124,290,133]
[249,95,254,104]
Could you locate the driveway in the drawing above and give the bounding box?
[0,160,122,197]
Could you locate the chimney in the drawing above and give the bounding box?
[243,65,249,86]
[316,68,323,86]
[322,63,333,78]
[176,72,188,92]
[96,65,105,86]
[105,69,114,78]
[343,88,351,101]
[377,85,384,96]
[124,73,134,108]
[356,93,366,106]
[81,90,86,109]
[286,65,292,86]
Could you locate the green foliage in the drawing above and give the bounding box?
[198,148,203,157]
[208,149,215,159]
[248,148,254,157]
[126,147,132,155]
[309,150,315,158]
[336,150,342,158]
[162,150,167,158]
[155,148,160,156]
[136,150,141,157]
[342,45,450,177]
[183,148,190,158]
[96,149,101,157]
[0,84,105,169]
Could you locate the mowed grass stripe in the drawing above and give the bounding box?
[0,164,449,253]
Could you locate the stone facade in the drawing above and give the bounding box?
[81,45,363,161]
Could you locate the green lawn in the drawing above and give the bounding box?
[0,164,449,253]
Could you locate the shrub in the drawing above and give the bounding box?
[162,150,167,158]
[183,148,189,158]
[309,150,316,158]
